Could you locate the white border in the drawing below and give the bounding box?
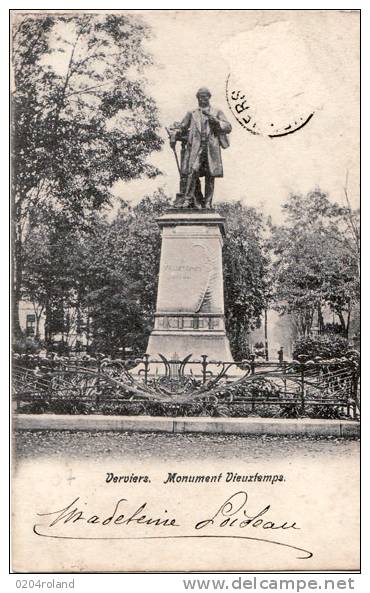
[2,3,367,591]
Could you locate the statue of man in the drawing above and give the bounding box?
[169,88,232,209]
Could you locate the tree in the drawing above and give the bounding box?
[21,223,49,340]
[22,215,85,345]
[81,191,171,355]
[216,202,270,359]
[270,190,359,337]
[11,13,163,335]
[70,197,269,359]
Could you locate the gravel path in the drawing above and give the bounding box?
[14,430,359,462]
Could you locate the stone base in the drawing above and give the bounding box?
[15,415,360,437]
[141,209,237,376]
[146,330,233,361]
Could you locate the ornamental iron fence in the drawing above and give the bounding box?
[12,352,360,419]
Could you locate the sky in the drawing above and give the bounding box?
[112,9,360,222]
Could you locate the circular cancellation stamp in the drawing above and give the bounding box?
[225,73,315,139]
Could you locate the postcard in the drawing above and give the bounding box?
[11,9,360,573]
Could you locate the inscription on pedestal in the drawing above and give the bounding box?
[156,238,222,314]
[164,263,202,281]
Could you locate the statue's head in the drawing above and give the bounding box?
[196,87,211,108]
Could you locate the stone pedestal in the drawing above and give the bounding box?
[146,209,234,363]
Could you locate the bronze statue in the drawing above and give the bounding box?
[167,88,232,209]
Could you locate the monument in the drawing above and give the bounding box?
[167,87,232,209]
[146,88,234,366]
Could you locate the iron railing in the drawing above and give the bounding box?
[12,352,360,419]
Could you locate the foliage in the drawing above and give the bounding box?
[21,190,171,353]
[12,13,163,333]
[22,218,86,344]
[81,190,171,355]
[308,404,343,420]
[216,201,270,359]
[292,335,352,360]
[13,336,42,355]
[16,397,351,419]
[269,189,359,337]
[21,193,270,358]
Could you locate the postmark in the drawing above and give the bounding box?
[225,73,315,139]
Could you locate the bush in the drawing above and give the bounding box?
[13,336,42,355]
[293,335,352,360]
[19,399,49,414]
[49,399,96,415]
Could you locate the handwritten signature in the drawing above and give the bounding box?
[33,490,312,559]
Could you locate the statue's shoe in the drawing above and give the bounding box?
[182,196,196,208]
[192,198,204,210]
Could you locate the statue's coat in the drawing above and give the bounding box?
[179,107,232,178]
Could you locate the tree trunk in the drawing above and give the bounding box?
[345,299,352,338]
[44,299,52,347]
[35,314,41,340]
[12,277,22,339]
[337,311,346,336]
[33,303,44,340]
[86,309,90,348]
[264,308,269,361]
[306,307,314,336]
[12,218,23,339]
[317,303,324,334]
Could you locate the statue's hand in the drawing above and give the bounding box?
[207,114,219,125]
